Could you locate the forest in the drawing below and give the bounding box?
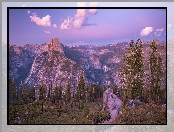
[8,39,166,124]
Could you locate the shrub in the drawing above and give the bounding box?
[88,110,110,124]
[114,102,166,124]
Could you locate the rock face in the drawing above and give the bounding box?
[47,38,64,54]
[24,50,86,100]
[102,88,123,124]
[9,45,35,87]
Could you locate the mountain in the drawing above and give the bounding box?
[9,38,166,90]
[24,50,85,96]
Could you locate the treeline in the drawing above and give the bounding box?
[9,74,105,106]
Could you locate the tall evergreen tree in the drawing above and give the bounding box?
[9,67,17,101]
[54,86,62,103]
[118,39,145,103]
[65,82,71,103]
[21,84,27,101]
[131,39,145,99]
[75,75,86,102]
[149,40,164,104]
[118,40,135,103]
[39,83,46,100]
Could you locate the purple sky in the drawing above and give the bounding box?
[9,8,166,46]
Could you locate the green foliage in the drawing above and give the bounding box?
[75,75,86,102]
[54,86,62,102]
[9,67,18,101]
[114,102,166,124]
[149,40,165,104]
[65,82,71,103]
[88,110,110,124]
[118,39,145,103]
[39,83,47,100]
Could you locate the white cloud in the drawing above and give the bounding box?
[60,16,73,30]
[44,31,50,34]
[30,13,51,27]
[52,24,57,28]
[60,2,98,30]
[89,9,97,15]
[27,11,31,14]
[154,28,164,36]
[89,2,98,15]
[73,17,85,29]
[22,4,26,7]
[167,24,171,28]
[140,27,154,37]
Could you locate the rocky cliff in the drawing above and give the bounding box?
[24,50,85,95]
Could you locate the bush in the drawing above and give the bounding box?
[88,110,110,124]
[114,102,166,124]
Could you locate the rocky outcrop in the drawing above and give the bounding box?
[89,54,101,69]
[102,88,123,124]
[9,45,35,87]
[24,50,86,100]
[47,38,64,54]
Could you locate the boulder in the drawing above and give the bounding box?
[102,88,123,123]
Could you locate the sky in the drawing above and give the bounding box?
[7,2,169,46]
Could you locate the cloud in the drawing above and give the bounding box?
[44,31,50,34]
[60,2,98,30]
[140,27,154,37]
[167,24,171,28]
[22,4,26,7]
[60,16,73,30]
[154,28,164,36]
[89,2,99,15]
[27,11,31,14]
[30,13,51,27]
[52,24,57,28]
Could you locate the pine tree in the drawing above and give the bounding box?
[9,67,17,101]
[39,83,46,100]
[149,40,164,104]
[118,40,135,103]
[21,84,27,101]
[131,39,145,99]
[85,85,91,103]
[118,39,145,103]
[65,82,71,104]
[54,85,62,105]
[75,75,86,102]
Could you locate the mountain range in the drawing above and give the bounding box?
[9,38,166,95]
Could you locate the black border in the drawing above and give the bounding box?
[7,6,167,125]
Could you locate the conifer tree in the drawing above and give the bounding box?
[118,40,135,103]
[10,78,18,101]
[85,85,91,103]
[21,84,27,101]
[75,75,85,102]
[39,83,46,100]
[149,40,164,104]
[9,67,17,101]
[118,39,145,103]
[131,39,145,99]
[65,82,71,103]
[54,86,62,104]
